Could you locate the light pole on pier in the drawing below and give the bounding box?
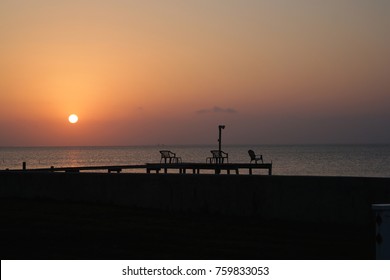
[218,125,225,154]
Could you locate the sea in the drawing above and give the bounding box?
[1,145,390,177]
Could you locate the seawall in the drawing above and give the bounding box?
[1,171,390,227]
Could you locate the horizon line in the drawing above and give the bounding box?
[1,143,390,149]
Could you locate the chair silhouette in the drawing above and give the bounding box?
[248,150,263,164]
[206,150,229,164]
[159,150,181,164]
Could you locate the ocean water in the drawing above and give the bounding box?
[1,145,390,177]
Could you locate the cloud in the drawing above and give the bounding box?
[196,106,238,114]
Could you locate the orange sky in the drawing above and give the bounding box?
[1,0,390,146]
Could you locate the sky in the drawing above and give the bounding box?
[1,0,389,146]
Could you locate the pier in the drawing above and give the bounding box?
[8,162,273,175]
[146,162,272,175]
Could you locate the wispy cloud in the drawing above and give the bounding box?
[196,106,238,114]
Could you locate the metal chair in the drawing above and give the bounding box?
[159,150,181,163]
[207,150,229,164]
[248,149,263,164]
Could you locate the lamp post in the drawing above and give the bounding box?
[218,125,225,154]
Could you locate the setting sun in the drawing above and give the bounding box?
[68,114,78,124]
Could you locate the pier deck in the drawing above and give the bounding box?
[8,162,272,175]
[146,162,272,175]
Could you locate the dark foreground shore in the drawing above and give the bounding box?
[1,171,389,259]
[0,198,373,259]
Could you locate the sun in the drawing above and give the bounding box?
[68,114,79,124]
